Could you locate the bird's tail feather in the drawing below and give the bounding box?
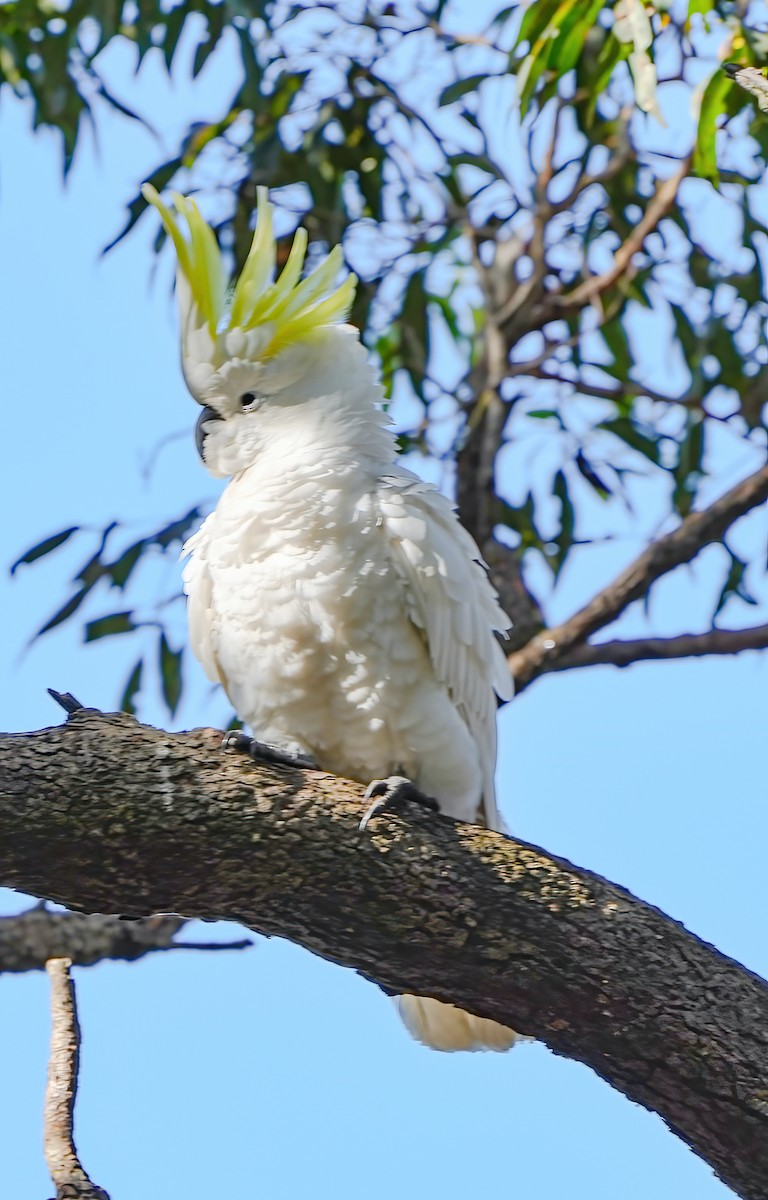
[396,995,520,1052]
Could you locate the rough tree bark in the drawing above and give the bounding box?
[0,906,251,974]
[1,711,767,1200]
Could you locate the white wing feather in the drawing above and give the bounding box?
[182,518,226,688]
[377,470,513,831]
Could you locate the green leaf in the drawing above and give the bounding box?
[677,413,704,476]
[10,527,79,575]
[438,75,489,107]
[516,0,564,51]
[120,659,143,717]
[95,82,150,130]
[599,416,660,464]
[159,633,183,717]
[516,0,581,114]
[552,469,575,575]
[103,156,184,254]
[427,292,462,341]
[600,317,632,384]
[401,270,430,394]
[447,152,503,177]
[575,450,612,497]
[84,612,136,642]
[714,551,758,619]
[161,5,188,70]
[670,303,699,364]
[581,29,631,125]
[693,68,735,183]
[35,587,92,639]
[75,521,118,586]
[548,0,604,78]
[108,542,146,590]
[150,507,202,550]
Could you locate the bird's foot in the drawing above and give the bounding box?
[359,775,439,832]
[222,730,317,771]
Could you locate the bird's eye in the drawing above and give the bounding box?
[239,392,261,411]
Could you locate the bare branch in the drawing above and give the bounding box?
[545,120,634,218]
[549,624,768,673]
[508,462,768,692]
[457,237,545,643]
[3,712,768,1200]
[0,907,252,974]
[44,958,109,1200]
[525,366,707,411]
[503,294,626,379]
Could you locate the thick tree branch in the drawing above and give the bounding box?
[0,906,251,974]
[508,461,768,692]
[2,712,767,1199]
[548,624,768,673]
[44,958,109,1200]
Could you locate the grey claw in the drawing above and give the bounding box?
[222,731,317,770]
[222,730,250,753]
[359,775,438,832]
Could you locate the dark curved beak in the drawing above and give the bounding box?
[195,406,222,461]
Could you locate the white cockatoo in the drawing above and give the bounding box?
[144,184,518,1052]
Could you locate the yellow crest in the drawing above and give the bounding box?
[142,184,357,361]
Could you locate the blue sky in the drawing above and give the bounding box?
[2,19,767,1200]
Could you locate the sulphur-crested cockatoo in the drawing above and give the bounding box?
[144,184,518,1052]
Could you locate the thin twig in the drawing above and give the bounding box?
[508,461,768,692]
[548,624,768,673]
[166,938,253,952]
[554,159,690,310]
[504,295,625,379]
[525,367,699,409]
[44,958,109,1200]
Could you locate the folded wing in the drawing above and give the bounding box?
[377,470,513,830]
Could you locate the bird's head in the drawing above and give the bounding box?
[143,184,358,477]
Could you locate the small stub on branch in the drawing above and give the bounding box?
[47,691,86,716]
[44,957,110,1200]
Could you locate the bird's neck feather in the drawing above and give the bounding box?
[222,326,396,517]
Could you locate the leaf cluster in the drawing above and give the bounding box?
[6,0,768,709]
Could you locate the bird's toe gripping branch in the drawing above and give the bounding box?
[222,730,317,771]
[358,776,439,832]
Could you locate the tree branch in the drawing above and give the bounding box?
[525,366,709,413]
[508,462,768,692]
[554,160,690,309]
[2,712,768,1200]
[0,906,252,974]
[549,624,768,673]
[44,957,110,1200]
[456,235,545,647]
